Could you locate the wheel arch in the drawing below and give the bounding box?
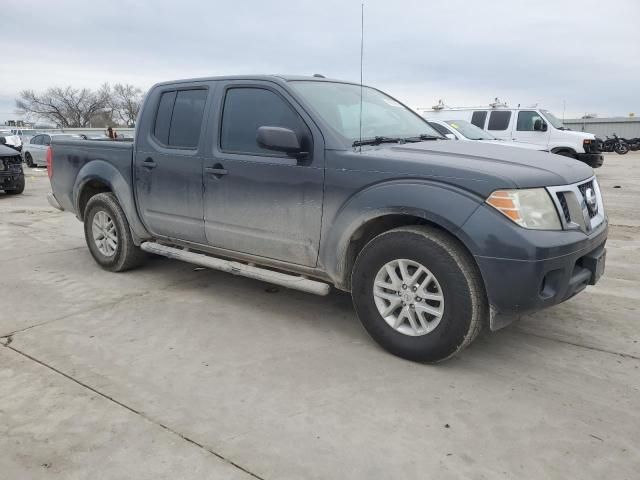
[320,181,485,291]
[73,160,151,243]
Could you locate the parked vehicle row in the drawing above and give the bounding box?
[419,102,604,167]
[426,119,547,151]
[46,75,608,363]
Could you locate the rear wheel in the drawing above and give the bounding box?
[24,153,34,168]
[83,192,146,272]
[351,226,487,362]
[614,143,629,155]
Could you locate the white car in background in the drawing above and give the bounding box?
[426,119,547,151]
[22,133,79,167]
[0,130,23,152]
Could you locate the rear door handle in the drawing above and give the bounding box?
[205,164,228,177]
[143,157,157,169]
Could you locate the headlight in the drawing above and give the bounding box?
[486,188,561,230]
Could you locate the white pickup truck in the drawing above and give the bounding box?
[420,103,603,168]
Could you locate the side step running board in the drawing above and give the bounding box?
[140,242,331,296]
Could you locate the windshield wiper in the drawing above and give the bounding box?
[352,136,403,147]
[401,134,442,142]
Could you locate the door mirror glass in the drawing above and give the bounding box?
[534,119,548,132]
[256,126,303,155]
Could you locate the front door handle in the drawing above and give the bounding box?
[143,157,157,169]
[205,164,228,178]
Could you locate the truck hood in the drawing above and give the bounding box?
[478,139,546,151]
[557,129,595,141]
[350,140,594,197]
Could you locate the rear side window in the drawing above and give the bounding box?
[42,135,51,146]
[488,111,511,131]
[428,122,452,137]
[31,135,42,145]
[517,111,544,131]
[153,89,207,148]
[169,90,207,148]
[154,91,176,145]
[220,87,309,156]
[471,111,487,128]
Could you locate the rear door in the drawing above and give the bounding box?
[203,81,324,267]
[134,84,211,243]
[34,135,48,164]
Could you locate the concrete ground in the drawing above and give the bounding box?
[1,153,639,479]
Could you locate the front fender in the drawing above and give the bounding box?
[74,160,150,242]
[320,179,484,288]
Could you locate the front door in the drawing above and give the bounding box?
[203,82,324,267]
[134,87,210,243]
[512,110,551,148]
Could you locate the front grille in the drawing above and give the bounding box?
[578,180,598,218]
[547,176,604,233]
[556,192,571,222]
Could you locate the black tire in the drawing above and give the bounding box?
[83,192,146,272]
[614,143,629,155]
[4,176,25,194]
[351,226,487,362]
[24,153,34,168]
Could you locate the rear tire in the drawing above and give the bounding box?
[614,143,629,155]
[83,192,146,272]
[24,153,34,168]
[351,226,487,362]
[4,176,25,194]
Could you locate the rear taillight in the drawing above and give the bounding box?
[46,146,52,178]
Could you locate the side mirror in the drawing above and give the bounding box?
[534,119,548,132]
[256,126,305,156]
[444,133,456,140]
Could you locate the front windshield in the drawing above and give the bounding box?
[444,120,496,140]
[289,81,442,143]
[540,109,566,129]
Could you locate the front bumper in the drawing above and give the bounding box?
[0,171,24,190]
[577,152,604,168]
[475,221,608,330]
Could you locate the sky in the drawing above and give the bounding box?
[1,0,639,124]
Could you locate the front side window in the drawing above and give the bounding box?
[289,81,441,144]
[42,135,51,146]
[517,111,545,131]
[488,111,511,131]
[220,87,309,155]
[31,135,42,145]
[471,111,487,129]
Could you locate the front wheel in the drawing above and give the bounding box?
[351,226,487,362]
[83,192,146,272]
[24,153,34,168]
[614,143,629,155]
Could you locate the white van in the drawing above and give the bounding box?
[419,102,603,168]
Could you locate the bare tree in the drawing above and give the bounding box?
[16,85,113,128]
[111,84,144,127]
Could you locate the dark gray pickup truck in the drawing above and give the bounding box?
[47,75,608,362]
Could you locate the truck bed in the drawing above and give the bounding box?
[50,138,134,216]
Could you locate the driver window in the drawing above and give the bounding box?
[517,111,544,131]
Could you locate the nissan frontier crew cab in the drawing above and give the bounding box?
[47,75,608,362]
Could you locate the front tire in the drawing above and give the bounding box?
[614,143,629,155]
[351,226,487,362]
[24,153,34,168]
[83,192,146,272]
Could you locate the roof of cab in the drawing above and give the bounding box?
[150,74,361,89]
